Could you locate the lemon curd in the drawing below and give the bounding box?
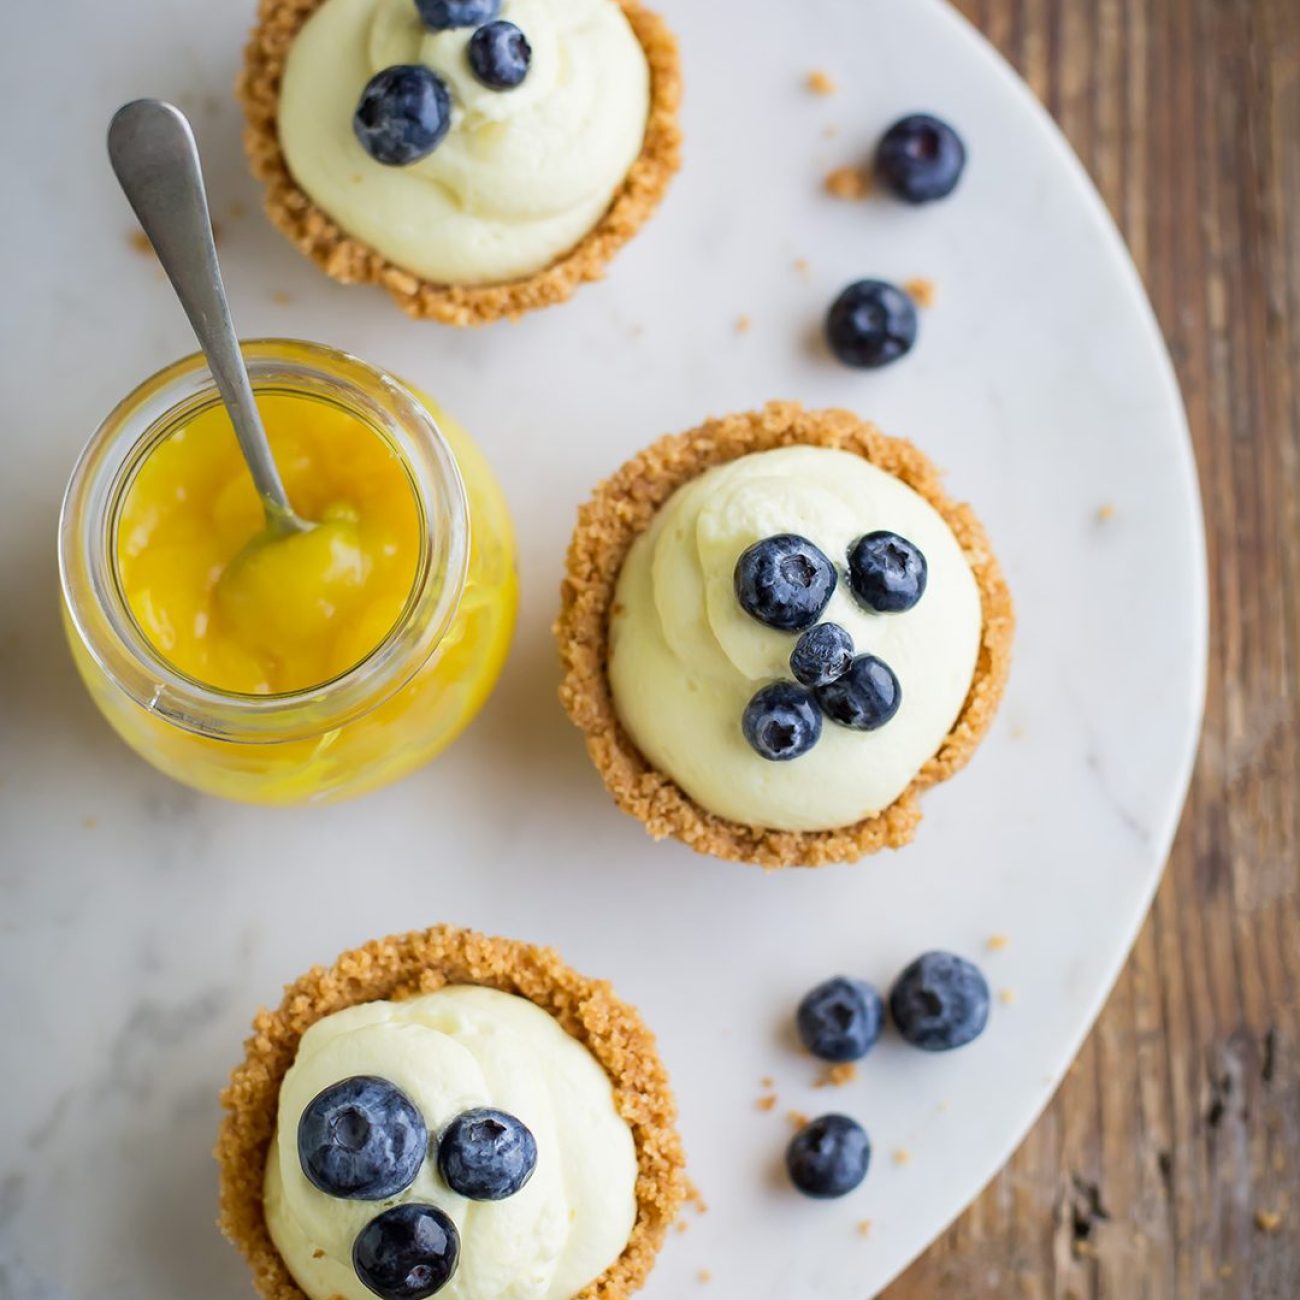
[60,341,517,805]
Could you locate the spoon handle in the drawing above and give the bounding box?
[107,99,304,533]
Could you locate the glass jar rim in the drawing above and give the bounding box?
[58,339,469,744]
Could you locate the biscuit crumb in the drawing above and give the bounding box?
[696,1269,712,1284]
[312,1249,325,1260]
[822,124,838,140]
[229,200,247,220]
[675,1219,689,1235]
[129,231,153,256]
[986,934,1011,951]
[892,1148,911,1166]
[806,70,836,96]
[81,815,97,830]
[271,290,293,306]
[998,989,1016,1006]
[756,1094,778,1112]
[788,1110,809,1130]
[1097,503,1117,522]
[903,277,936,309]
[735,315,751,334]
[1255,1209,1282,1233]
[793,258,810,277]
[824,165,871,201]
[760,1076,774,1089]
[685,1181,708,1215]
[815,1063,858,1088]
[856,1219,873,1238]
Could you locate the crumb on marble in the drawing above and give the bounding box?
[81,815,97,830]
[824,165,871,201]
[735,315,752,334]
[856,1219,873,1238]
[815,1063,857,1088]
[271,290,293,306]
[793,258,810,277]
[757,1094,778,1112]
[229,200,247,220]
[1097,503,1117,522]
[892,1148,912,1166]
[903,277,937,309]
[685,1180,708,1215]
[696,1269,712,1284]
[788,1110,809,1130]
[1255,1209,1283,1233]
[999,989,1016,1006]
[675,1219,689,1235]
[760,1076,774,1088]
[987,934,1011,951]
[129,231,153,256]
[822,124,838,139]
[807,70,836,95]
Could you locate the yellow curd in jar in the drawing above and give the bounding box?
[62,347,516,806]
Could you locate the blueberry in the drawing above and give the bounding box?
[468,21,531,89]
[847,531,928,613]
[742,682,822,762]
[734,534,837,631]
[298,1076,427,1201]
[796,977,884,1063]
[786,1115,871,1199]
[354,65,452,167]
[790,623,854,688]
[437,1108,537,1200]
[816,655,901,731]
[353,1204,459,1299]
[890,951,991,1051]
[415,0,500,29]
[876,113,967,204]
[825,280,918,369]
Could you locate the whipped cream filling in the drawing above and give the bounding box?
[278,0,651,284]
[608,446,983,832]
[265,987,638,1300]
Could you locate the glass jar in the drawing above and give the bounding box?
[59,339,517,805]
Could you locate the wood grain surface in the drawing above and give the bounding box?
[882,1,1300,1295]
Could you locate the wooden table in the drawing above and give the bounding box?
[883,1,1300,1295]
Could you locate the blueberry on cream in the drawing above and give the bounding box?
[352,1203,460,1298]
[790,622,854,688]
[848,531,928,613]
[298,1076,427,1200]
[468,20,532,89]
[415,0,501,29]
[816,654,903,732]
[438,1108,538,1200]
[742,682,822,761]
[735,534,837,632]
[353,65,452,166]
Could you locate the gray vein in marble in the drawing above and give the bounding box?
[100,989,231,1103]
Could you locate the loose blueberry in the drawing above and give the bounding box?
[354,65,452,167]
[734,534,837,631]
[796,977,885,1063]
[786,1114,871,1199]
[825,280,918,369]
[414,0,500,29]
[438,1108,537,1200]
[790,623,854,689]
[742,682,822,761]
[816,655,901,731]
[876,113,967,204]
[298,1076,427,1201]
[468,21,531,89]
[890,951,991,1051]
[847,531,928,613]
[353,1204,459,1299]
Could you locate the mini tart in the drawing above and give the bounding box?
[217,925,686,1299]
[555,402,1015,870]
[238,0,682,326]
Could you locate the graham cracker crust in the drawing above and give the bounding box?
[554,402,1015,869]
[238,0,682,326]
[216,925,685,1298]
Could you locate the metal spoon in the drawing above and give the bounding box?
[108,99,312,538]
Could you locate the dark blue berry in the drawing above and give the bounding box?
[790,623,854,688]
[796,977,884,1063]
[354,66,452,167]
[353,1204,459,1299]
[786,1115,871,1199]
[816,655,901,731]
[437,1108,537,1201]
[415,0,500,29]
[298,1076,427,1201]
[847,531,928,613]
[826,280,918,369]
[734,534,837,631]
[877,113,967,204]
[890,951,990,1051]
[468,21,531,89]
[742,682,822,761]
